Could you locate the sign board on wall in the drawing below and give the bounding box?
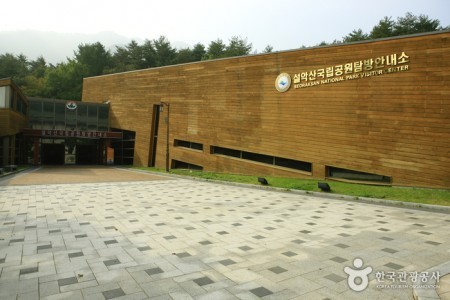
[275,51,410,92]
[22,128,122,139]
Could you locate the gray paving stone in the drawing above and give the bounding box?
[250,286,273,297]
[58,276,78,286]
[102,287,125,299]
[145,267,164,276]
[1,169,450,299]
[19,266,39,275]
[193,276,214,286]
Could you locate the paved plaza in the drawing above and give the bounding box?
[0,167,449,299]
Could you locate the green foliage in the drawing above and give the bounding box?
[336,12,444,45]
[394,12,442,35]
[75,42,112,76]
[153,36,177,67]
[44,60,87,100]
[370,16,395,39]
[342,29,370,43]
[225,36,252,57]
[263,45,273,53]
[204,39,227,60]
[0,53,29,85]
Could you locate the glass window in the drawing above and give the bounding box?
[15,95,27,116]
[242,151,273,164]
[172,160,203,170]
[42,102,54,129]
[29,101,42,128]
[87,106,98,130]
[0,86,6,107]
[54,103,65,129]
[212,146,241,158]
[98,106,109,131]
[211,145,312,173]
[275,157,312,172]
[66,108,77,130]
[77,105,88,131]
[9,90,15,109]
[174,139,203,151]
[328,166,391,183]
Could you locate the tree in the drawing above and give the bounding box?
[126,40,146,69]
[44,60,87,100]
[191,43,206,61]
[225,36,252,57]
[110,45,132,72]
[74,42,112,76]
[29,56,47,78]
[263,45,273,53]
[22,56,48,97]
[393,12,442,36]
[153,36,176,67]
[204,39,226,60]
[174,48,195,64]
[110,40,146,72]
[141,40,156,68]
[342,29,370,43]
[0,53,29,86]
[370,16,395,39]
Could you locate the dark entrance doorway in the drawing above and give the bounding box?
[42,143,65,165]
[149,104,160,167]
[77,144,96,165]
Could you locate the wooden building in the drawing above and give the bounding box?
[0,78,28,166]
[82,31,450,188]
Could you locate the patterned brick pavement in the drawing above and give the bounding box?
[0,167,449,299]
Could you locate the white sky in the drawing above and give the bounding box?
[2,0,450,52]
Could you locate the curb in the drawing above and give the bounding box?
[413,261,450,300]
[0,166,35,180]
[125,168,450,214]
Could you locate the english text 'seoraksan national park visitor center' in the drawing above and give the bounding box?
[1,31,449,188]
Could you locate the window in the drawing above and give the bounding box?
[29,101,42,128]
[211,145,312,173]
[327,166,391,183]
[87,106,98,130]
[242,151,273,164]
[98,106,109,131]
[42,102,54,129]
[54,103,65,129]
[77,105,88,131]
[16,95,27,116]
[111,128,135,165]
[212,146,240,158]
[172,159,203,170]
[275,157,312,172]
[0,86,7,108]
[174,139,203,151]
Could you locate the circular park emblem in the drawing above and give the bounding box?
[66,101,78,110]
[275,73,291,92]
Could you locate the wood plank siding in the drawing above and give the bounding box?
[82,31,450,188]
[0,78,28,136]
